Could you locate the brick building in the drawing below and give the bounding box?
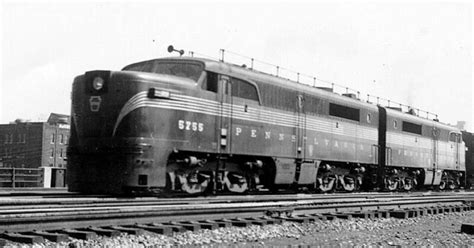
[0,113,69,187]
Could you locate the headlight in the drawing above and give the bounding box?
[92,77,104,90]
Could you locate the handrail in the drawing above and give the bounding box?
[188,48,439,121]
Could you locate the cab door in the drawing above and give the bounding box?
[217,75,232,155]
[451,132,461,170]
[427,127,442,185]
[296,94,306,160]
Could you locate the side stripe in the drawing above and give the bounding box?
[113,91,378,141]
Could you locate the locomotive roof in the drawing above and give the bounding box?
[157,56,378,109]
[386,107,459,132]
[150,56,459,132]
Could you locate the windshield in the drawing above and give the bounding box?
[122,60,203,82]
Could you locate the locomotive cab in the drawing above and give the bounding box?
[68,58,210,194]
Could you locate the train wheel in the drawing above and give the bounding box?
[447,180,456,190]
[177,171,211,194]
[384,177,399,191]
[317,175,336,193]
[224,171,248,193]
[403,177,414,191]
[438,180,447,190]
[339,175,356,192]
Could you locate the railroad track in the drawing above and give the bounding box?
[1,192,473,245]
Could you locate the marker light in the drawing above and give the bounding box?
[148,88,171,99]
[92,77,104,90]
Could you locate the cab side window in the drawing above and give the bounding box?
[449,132,461,143]
[202,71,218,93]
[231,78,259,102]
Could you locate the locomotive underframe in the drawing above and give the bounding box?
[165,151,270,194]
[67,142,465,195]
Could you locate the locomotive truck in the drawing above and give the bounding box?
[67,54,465,195]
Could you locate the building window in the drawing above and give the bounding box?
[51,148,54,158]
[4,134,14,144]
[60,148,63,158]
[22,134,26,143]
[367,114,372,123]
[65,135,68,144]
[51,134,55,144]
[393,120,398,129]
[60,134,64,144]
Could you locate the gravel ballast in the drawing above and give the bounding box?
[4,211,474,247]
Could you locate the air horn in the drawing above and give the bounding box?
[167,45,184,56]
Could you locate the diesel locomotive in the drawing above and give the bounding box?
[67,53,466,195]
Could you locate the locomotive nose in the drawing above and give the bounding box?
[84,70,111,95]
[71,70,116,139]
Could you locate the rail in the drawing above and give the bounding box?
[0,192,472,234]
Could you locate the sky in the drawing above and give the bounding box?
[1,1,473,131]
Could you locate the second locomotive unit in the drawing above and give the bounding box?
[67,51,465,195]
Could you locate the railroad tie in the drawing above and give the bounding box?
[82,227,120,238]
[263,216,283,225]
[281,217,311,224]
[372,212,385,218]
[169,221,201,231]
[453,205,464,212]
[390,209,417,219]
[465,204,472,211]
[134,224,173,235]
[426,207,439,215]
[442,206,453,213]
[320,213,337,220]
[108,226,145,236]
[238,217,268,226]
[350,212,376,219]
[182,221,219,230]
[25,231,69,243]
[418,208,429,216]
[283,214,321,223]
[57,229,98,240]
[334,213,352,219]
[301,213,327,221]
[158,223,190,232]
[206,219,232,228]
[1,232,44,244]
[390,210,409,219]
[220,218,251,227]
[321,213,352,220]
